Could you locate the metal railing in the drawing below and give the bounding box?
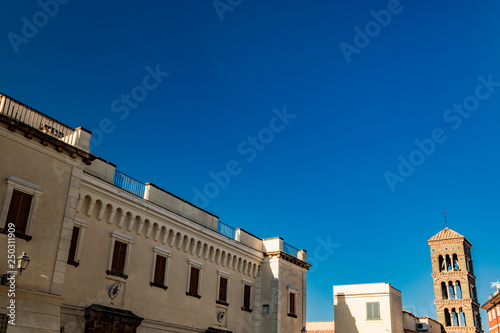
[218,221,236,239]
[283,242,299,258]
[0,94,75,140]
[113,170,145,197]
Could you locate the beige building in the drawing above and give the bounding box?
[333,283,444,333]
[428,227,483,332]
[333,282,404,333]
[305,320,334,333]
[403,311,444,333]
[0,93,310,332]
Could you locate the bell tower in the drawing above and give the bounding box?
[428,227,483,333]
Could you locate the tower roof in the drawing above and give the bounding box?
[428,227,467,243]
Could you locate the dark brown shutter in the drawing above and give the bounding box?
[189,267,200,294]
[289,292,295,315]
[154,255,166,285]
[111,241,127,274]
[243,285,251,309]
[219,277,228,302]
[68,227,80,262]
[6,190,32,234]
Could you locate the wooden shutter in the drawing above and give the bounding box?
[68,227,80,262]
[243,285,251,309]
[6,190,32,234]
[289,292,295,315]
[111,241,127,274]
[154,255,166,285]
[189,267,200,295]
[219,277,228,302]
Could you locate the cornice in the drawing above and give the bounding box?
[0,114,96,165]
[266,251,311,270]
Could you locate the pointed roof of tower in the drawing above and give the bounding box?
[428,227,470,245]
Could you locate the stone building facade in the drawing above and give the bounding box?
[428,227,483,333]
[0,93,309,332]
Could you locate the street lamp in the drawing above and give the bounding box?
[1,252,30,285]
[301,327,306,333]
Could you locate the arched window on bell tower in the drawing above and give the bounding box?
[452,253,459,270]
[441,282,448,300]
[445,254,452,271]
[455,281,462,299]
[444,308,451,327]
[439,255,444,272]
[448,281,455,299]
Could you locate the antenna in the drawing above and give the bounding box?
[441,210,448,227]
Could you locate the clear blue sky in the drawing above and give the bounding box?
[1,0,499,325]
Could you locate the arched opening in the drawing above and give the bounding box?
[452,254,459,270]
[455,281,462,299]
[444,308,451,327]
[439,255,444,272]
[459,308,466,326]
[448,281,455,299]
[441,282,448,300]
[452,308,459,327]
[445,255,452,271]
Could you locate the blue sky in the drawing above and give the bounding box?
[1,0,499,325]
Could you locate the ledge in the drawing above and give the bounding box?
[241,307,252,313]
[106,270,128,280]
[67,259,80,267]
[0,229,32,241]
[186,292,201,299]
[287,313,297,318]
[150,282,168,290]
[216,300,229,306]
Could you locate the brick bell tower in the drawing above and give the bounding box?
[428,227,483,333]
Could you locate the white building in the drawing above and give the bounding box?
[333,283,444,333]
[334,283,404,333]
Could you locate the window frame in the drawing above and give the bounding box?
[241,279,254,312]
[106,231,134,280]
[216,270,231,306]
[0,176,44,241]
[366,301,381,321]
[150,247,171,290]
[67,218,87,267]
[287,285,299,318]
[186,259,204,298]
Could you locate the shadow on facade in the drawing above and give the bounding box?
[335,295,359,333]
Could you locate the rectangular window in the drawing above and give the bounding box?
[150,247,171,290]
[366,302,381,320]
[216,270,231,306]
[243,284,251,310]
[67,226,80,266]
[289,292,296,315]
[218,277,228,303]
[189,267,200,295]
[287,285,299,318]
[111,241,127,275]
[186,259,203,298]
[0,314,7,333]
[154,255,166,285]
[6,190,32,234]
